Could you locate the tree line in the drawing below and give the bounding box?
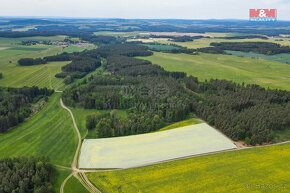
[149,35,209,42]
[216,35,268,40]
[0,86,53,133]
[0,157,55,193]
[199,42,290,55]
[18,58,47,66]
[185,77,290,145]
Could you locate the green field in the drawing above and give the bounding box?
[0,38,66,90]
[226,51,290,64]
[0,45,60,60]
[64,175,90,193]
[0,36,98,89]
[0,61,69,89]
[0,93,79,191]
[0,46,54,58]
[87,143,290,193]
[0,38,70,90]
[63,45,86,53]
[139,52,290,90]
[54,168,72,192]
[0,93,77,167]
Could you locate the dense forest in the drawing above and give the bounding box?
[62,44,194,137]
[62,43,289,144]
[185,77,290,145]
[201,42,290,55]
[0,157,55,193]
[0,86,53,133]
[80,35,119,44]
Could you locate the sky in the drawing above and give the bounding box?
[0,0,290,20]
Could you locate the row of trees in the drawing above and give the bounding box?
[216,35,268,40]
[18,58,47,66]
[209,42,290,55]
[80,35,118,44]
[0,86,53,133]
[0,157,55,193]
[149,35,209,42]
[192,42,290,55]
[62,57,101,72]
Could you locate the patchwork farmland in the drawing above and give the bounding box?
[79,123,236,169]
[138,52,290,90]
[0,16,289,193]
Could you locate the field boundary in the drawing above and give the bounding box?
[59,91,290,193]
[59,96,100,193]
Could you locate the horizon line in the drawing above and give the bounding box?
[0,16,289,22]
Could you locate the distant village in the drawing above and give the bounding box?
[21,38,87,47]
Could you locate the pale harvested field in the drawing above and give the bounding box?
[0,47,9,50]
[149,32,212,37]
[79,123,236,169]
[127,38,169,43]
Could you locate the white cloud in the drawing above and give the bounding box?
[0,0,289,20]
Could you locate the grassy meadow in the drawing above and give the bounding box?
[0,93,79,192]
[87,143,290,193]
[226,51,290,64]
[54,168,72,192]
[63,45,86,53]
[0,93,77,167]
[0,36,96,90]
[64,175,90,193]
[0,61,69,89]
[139,52,290,90]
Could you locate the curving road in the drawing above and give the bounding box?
[58,89,290,193]
[59,96,100,193]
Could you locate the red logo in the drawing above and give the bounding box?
[249,9,277,21]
